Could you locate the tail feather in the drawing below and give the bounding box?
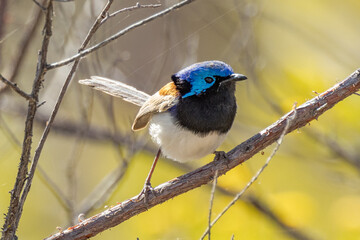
[79,76,150,106]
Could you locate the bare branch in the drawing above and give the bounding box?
[0,74,34,101]
[100,2,162,25]
[207,170,218,240]
[46,0,196,70]
[1,1,53,239]
[200,104,297,239]
[44,70,360,240]
[0,1,44,93]
[18,0,115,229]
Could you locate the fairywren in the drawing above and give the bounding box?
[79,60,247,197]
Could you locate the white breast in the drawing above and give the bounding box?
[149,112,227,162]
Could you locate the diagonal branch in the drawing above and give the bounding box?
[0,74,34,101]
[201,105,297,239]
[46,0,196,70]
[44,69,360,240]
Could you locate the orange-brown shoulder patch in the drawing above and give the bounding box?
[158,82,179,96]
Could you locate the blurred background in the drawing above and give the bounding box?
[0,0,360,239]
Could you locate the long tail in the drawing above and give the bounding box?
[79,76,150,106]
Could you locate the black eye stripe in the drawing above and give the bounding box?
[204,77,214,83]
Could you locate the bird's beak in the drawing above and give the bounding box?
[228,73,247,82]
[220,73,247,85]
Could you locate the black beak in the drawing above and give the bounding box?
[220,73,247,85]
[228,73,247,82]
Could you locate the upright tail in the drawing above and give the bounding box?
[79,76,150,106]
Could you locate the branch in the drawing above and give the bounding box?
[0,0,44,93]
[100,2,162,25]
[18,0,115,229]
[0,74,34,101]
[201,105,297,239]
[46,0,196,70]
[44,69,360,240]
[1,1,53,239]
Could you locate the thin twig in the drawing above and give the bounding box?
[100,2,162,25]
[0,74,34,101]
[1,1,53,239]
[0,0,44,94]
[207,170,218,240]
[19,0,115,228]
[200,104,297,240]
[44,69,360,240]
[46,0,196,70]
[32,0,46,10]
[245,195,314,240]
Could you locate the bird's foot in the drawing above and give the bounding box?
[213,151,229,161]
[214,151,232,168]
[136,182,156,203]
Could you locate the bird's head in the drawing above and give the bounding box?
[171,60,247,98]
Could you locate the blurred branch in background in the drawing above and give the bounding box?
[0,0,7,65]
[306,129,360,173]
[0,74,34,101]
[0,0,44,94]
[45,69,360,240]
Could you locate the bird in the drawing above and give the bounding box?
[79,60,247,198]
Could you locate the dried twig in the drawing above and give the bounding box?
[0,0,44,93]
[0,74,34,101]
[44,69,360,240]
[47,0,196,70]
[306,130,360,171]
[207,170,218,240]
[19,0,115,227]
[1,1,53,239]
[100,2,162,25]
[200,104,297,239]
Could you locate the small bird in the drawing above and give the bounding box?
[79,60,247,197]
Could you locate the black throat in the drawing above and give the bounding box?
[172,82,237,136]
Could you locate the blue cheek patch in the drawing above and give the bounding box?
[175,61,234,98]
[182,72,216,98]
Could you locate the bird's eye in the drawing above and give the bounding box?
[204,77,214,83]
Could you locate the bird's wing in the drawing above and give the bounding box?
[79,76,150,106]
[132,82,179,131]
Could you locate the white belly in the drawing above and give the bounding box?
[149,112,227,162]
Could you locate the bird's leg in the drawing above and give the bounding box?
[137,148,161,202]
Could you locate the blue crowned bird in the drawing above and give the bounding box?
[79,60,247,197]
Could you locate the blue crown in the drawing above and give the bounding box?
[173,61,234,98]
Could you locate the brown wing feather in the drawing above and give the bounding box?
[132,83,179,131]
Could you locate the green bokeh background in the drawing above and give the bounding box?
[0,0,360,239]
